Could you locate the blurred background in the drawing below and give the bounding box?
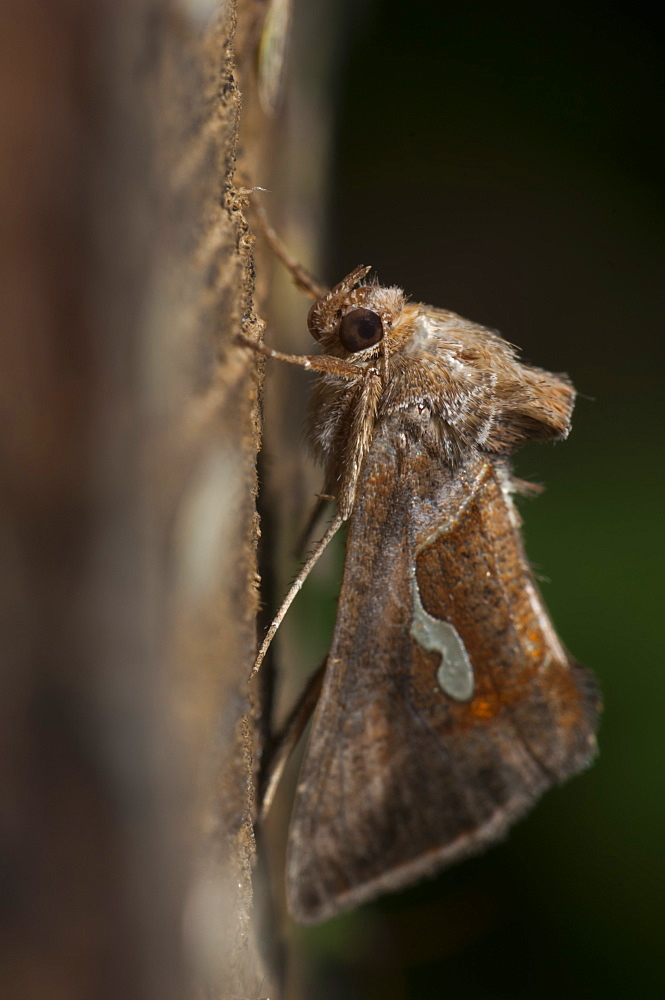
[266,0,664,996]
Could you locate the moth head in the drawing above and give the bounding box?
[307,266,406,356]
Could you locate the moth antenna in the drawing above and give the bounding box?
[252,199,327,300]
[259,659,326,817]
[250,513,344,678]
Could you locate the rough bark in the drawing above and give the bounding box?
[0,2,270,997]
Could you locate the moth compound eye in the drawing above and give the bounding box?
[338,308,384,353]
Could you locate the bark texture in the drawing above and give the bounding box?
[0,1,268,997]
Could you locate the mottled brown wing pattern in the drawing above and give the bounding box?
[286,428,598,923]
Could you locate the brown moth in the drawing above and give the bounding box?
[244,228,600,924]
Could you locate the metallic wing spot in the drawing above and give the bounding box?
[410,571,475,702]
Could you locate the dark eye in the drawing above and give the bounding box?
[338,308,384,353]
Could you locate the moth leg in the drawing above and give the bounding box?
[259,659,326,818]
[250,513,344,678]
[253,200,328,300]
[236,334,361,379]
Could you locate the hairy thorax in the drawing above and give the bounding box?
[307,297,574,516]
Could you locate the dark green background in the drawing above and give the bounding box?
[289,1,663,996]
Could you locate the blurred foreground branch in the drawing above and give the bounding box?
[0,2,268,997]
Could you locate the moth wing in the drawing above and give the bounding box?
[287,433,598,923]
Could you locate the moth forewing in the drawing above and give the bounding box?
[249,258,599,924]
[286,441,598,923]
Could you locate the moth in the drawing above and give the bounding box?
[243,216,600,924]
